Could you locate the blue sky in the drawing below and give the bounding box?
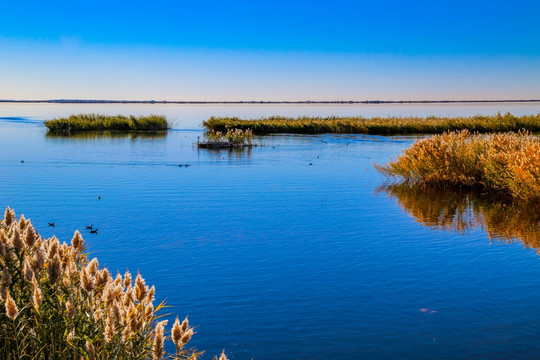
[1,0,539,100]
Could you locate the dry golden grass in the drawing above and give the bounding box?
[378,183,540,252]
[0,207,226,360]
[203,112,540,135]
[375,130,540,202]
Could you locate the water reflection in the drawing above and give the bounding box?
[378,183,540,251]
[45,131,167,141]
[198,146,253,161]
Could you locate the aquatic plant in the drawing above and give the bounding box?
[0,206,226,360]
[375,130,540,201]
[45,114,169,133]
[203,112,540,135]
[206,128,253,146]
[378,183,540,252]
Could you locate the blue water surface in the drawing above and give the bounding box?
[1,103,540,359]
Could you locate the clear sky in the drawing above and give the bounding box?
[1,0,539,101]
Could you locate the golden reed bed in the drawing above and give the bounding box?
[376,130,540,202]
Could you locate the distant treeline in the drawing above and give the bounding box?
[2,99,540,104]
[45,114,169,133]
[203,113,540,135]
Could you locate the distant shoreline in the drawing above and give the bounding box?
[1,99,540,105]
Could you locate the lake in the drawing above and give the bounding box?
[1,102,540,359]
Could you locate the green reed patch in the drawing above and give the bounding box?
[0,206,227,360]
[45,114,169,133]
[203,112,540,135]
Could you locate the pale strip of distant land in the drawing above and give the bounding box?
[1,99,540,104]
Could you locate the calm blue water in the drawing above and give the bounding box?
[1,103,540,359]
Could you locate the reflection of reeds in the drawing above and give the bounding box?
[0,207,225,359]
[45,130,167,140]
[203,113,540,135]
[45,114,169,134]
[378,183,540,251]
[376,130,540,202]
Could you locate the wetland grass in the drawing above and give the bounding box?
[198,128,254,148]
[0,207,226,360]
[45,114,169,134]
[375,130,540,202]
[203,112,540,135]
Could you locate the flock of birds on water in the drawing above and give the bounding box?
[47,195,101,234]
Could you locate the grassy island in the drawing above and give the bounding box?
[45,114,169,133]
[198,128,254,148]
[375,130,540,202]
[203,113,540,135]
[0,207,227,360]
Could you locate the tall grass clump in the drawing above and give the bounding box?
[375,130,540,201]
[203,113,540,135]
[206,128,253,146]
[0,206,227,360]
[45,114,169,134]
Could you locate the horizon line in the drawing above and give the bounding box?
[1,99,540,105]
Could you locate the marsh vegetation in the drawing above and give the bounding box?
[45,114,169,134]
[198,128,254,148]
[203,113,540,135]
[376,130,540,202]
[0,207,226,360]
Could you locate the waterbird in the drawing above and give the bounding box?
[309,163,313,165]
[48,222,55,227]
[85,224,93,230]
[20,160,24,163]
[98,196,101,200]
[90,228,98,234]
[320,139,328,144]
